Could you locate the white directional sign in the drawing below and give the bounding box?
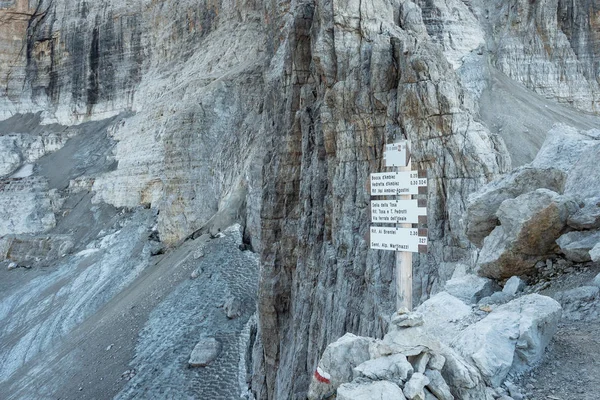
[370,171,427,196]
[369,226,427,253]
[371,199,427,224]
[384,141,409,167]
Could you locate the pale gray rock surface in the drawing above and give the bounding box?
[337,381,406,400]
[307,333,375,399]
[557,230,600,263]
[403,372,430,400]
[353,353,413,383]
[502,276,526,296]
[424,369,454,400]
[189,338,222,367]
[592,244,600,263]
[477,189,578,279]
[452,295,561,387]
[564,144,600,200]
[466,167,566,247]
[444,274,500,304]
[531,124,600,172]
[392,311,425,328]
[568,197,600,230]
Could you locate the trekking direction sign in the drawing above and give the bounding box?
[369,226,428,253]
[384,142,409,167]
[371,199,427,224]
[370,171,427,196]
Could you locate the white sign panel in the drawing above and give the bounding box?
[371,199,427,224]
[384,141,409,167]
[369,226,427,252]
[370,171,427,196]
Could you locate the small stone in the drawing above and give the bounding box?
[593,273,600,288]
[504,381,524,400]
[106,344,114,351]
[223,296,242,319]
[354,353,413,383]
[410,352,430,374]
[190,268,201,279]
[403,372,430,400]
[591,243,600,263]
[7,262,17,270]
[424,369,454,400]
[392,311,424,328]
[503,276,526,296]
[427,353,445,370]
[556,230,600,263]
[189,338,221,367]
[193,249,204,259]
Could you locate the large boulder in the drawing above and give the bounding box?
[477,189,578,279]
[451,294,561,387]
[465,167,566,247]
[531,124,599,172]
[307,333,390,399]
[337,381,406,400]
[564,143,600,200]
[444,274,500,304]
[556,230,600,263]
[412,292,473,344]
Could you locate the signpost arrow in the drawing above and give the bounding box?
[370,199,427,224]
[370,171,427,196]
[368,226,428,253]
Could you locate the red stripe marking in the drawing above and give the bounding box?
[314,370,331,384]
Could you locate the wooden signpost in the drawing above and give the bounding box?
[368,140,428,311]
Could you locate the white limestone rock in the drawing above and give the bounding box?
[444,274,500,304]
[424,369,454,400]
[477,189,578,279]
[337,381,406,400]
[502,276,526,296]
[567,197,600,230]
[392,311,425,328]
[353,353,413,383]
[531,124,599,172]
[564,144,600,200]
[410,352,430,374]
[452,294,561,387]
[556,230,600,263]
[427,353,446,371]
[465,167,566,247]
[592,244,600,263]
[403,372,430,400]
[307,333,376,400]
[189,338,221,367]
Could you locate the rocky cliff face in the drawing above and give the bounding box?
[0,0,599,399]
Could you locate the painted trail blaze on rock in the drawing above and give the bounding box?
[314,367,331,384]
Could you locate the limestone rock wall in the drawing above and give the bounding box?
[254,1,509,398]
